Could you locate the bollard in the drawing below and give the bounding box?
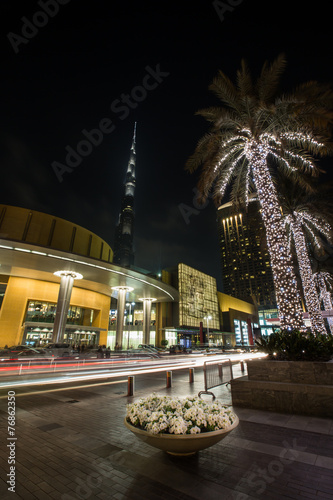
[240,361,245,372]
[166,371,172,388]
[189,368,194,383]
[127,376,135,396]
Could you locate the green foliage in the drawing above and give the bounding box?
[255,329,333,361]
[160,339,169,347]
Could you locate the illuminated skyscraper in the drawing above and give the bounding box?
[113,123,137,267]
[217,200,276,308]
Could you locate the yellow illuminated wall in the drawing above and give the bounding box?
[217,292,257,315]
[0,276,110,347]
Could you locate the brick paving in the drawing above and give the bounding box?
[0,364,332,499]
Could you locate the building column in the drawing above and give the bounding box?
[112,287,133,349]
[141,298,156,345]
[52,271,83,343]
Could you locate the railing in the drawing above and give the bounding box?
[198,358,233,400]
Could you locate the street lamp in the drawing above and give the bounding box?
[126,302,135,349]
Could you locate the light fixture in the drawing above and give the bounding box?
[54,271,83,279]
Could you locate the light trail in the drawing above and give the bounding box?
[0,379,128,399]
[0,353,265,391]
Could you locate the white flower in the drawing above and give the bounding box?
[125,393,236,435]
[189,426,201,434]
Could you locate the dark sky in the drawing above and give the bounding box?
[1,0,332,290]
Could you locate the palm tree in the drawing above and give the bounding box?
[280,184,332,334]
[313,271,333,333]
[186,55,332,330]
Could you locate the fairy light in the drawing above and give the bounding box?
[285,214,327,334]
[280,131,325,148]
[194,115,327,331]
[246,144,304,329]
[313,271,333,333]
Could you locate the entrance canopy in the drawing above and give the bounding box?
[0,240,179,303]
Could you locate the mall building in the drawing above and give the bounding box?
[156,264,258,348]
[0,204,178,349]
[0,205,258,350]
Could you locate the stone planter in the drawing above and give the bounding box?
[230,359,333,417]
[124,416,239,456]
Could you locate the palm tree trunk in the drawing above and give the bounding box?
[249,144,304,330]
[291,219,327,334]
[317,273,333,333]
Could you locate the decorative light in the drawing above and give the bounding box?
[285,214,327,334]
[54,270,83,280]
[205,130,319,330]
[313,271,333,333]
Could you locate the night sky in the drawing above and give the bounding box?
[1,1,332,290]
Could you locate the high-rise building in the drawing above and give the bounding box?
[113,123,137,267]
[217,200,276,308]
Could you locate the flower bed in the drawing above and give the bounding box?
[125,394,237,435]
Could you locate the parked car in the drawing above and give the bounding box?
[0,348,50,361]
[41,343,75,357]
[7,345,36,352]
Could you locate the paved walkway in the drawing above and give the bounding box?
[0,364,333,499]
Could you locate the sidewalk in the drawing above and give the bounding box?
[0,365,332,499]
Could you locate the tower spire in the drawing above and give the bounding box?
[113,123,137,267]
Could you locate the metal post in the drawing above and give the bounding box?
[228,358,233,380]
[218,363,223,381]
[166,371,172,388]
[127,376,134,396]
[240,361,245,372]
[189,368,194,383]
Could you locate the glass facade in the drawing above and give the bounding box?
[234,319,241,344]
[258,307,279,336]
[178,263,220,329]
[25,300,93,325]
[109,304,156,328]
[241,320,249,344]
[24,326,99,346]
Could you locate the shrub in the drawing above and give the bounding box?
[255,329,333,361]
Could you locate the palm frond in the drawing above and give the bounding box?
[237,59,254,97]
[256,53,287,103]
[209,70,241,112]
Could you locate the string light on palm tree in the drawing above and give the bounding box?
[186,55,333,331]
[284,212,329,334]
[313,272,333,333]
[280,179,332,334]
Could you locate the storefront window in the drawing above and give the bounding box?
[25,300,92,325]
[26,301,57,323]
[241,321,249,345]
[234,319,241,344]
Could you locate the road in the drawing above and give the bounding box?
[0,352,264,395]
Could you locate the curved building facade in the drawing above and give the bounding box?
[0,204,113,263]
[0,205,178,348]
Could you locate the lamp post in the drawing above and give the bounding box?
[126,302,135,349]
